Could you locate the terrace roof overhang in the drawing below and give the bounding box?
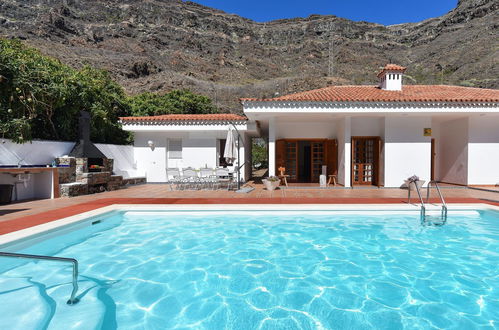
[120,119,260,136]
[242,100,499,135]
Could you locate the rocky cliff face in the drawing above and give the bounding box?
[1,0,497,111]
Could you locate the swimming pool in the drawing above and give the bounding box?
[1,205,498,329]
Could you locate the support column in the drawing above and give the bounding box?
[344,117,352,188]
[337,117,351,187]
[268,118,276,176]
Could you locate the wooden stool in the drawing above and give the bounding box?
[278,167,289,187]
[328,175,337,186]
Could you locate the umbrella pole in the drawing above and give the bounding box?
[237,133,240,190]
[230,122,242,190]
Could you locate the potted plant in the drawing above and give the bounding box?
[263,176,280,191]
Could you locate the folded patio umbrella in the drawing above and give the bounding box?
[224,126,237,164]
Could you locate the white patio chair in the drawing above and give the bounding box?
[215,168,234,191]
[182,168,200,190]
[166,168,182,191]
[199,168,216,189]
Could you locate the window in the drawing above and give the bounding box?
[168,139,182,159]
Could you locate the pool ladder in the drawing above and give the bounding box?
[0,251,79,305]
[409,180,448,225]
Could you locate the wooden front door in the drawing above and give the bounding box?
[352,137,381,185]
[285,141,298,181]
[311,142,325,182]
[276,140,298,181]
[276,139,337,183]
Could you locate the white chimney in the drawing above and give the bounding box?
[378,64,406,91]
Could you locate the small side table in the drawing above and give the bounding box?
[328,175,337,186]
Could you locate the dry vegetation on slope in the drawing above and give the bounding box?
[1,0,497,111]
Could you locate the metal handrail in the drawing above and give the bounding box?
[411,181,426,219]
[426,180,447,206]
[426,180,448,219]
[0,252,79,305]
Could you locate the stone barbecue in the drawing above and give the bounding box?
[57,111,145,197]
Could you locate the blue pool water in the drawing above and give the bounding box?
[0,209,498,329]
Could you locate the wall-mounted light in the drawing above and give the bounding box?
[147,140,155,151]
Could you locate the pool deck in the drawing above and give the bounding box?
[1,183,498,235]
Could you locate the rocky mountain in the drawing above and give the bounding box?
[1,0,497,111]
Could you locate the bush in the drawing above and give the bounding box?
[0,39,219,144]
[0,39,131,144]
[127,89,217,117]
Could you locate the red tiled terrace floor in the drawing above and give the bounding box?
[1,183,498,235]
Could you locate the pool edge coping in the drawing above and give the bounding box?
[2,203,499,248]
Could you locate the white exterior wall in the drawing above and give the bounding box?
[384,116,432,187]
[351,117,384,137]
[468,116,499,185]
[133,131,248,183]
[0,167,55,201]
[379,71,403,91]
[275,121,336,139]
[438,118,469,185]
[245,101,498,187]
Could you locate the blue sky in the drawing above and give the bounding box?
[190,0,458,25]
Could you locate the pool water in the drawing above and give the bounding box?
[1,209,498,329]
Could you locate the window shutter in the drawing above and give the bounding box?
[169,139,182,159]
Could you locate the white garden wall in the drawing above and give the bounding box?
[384,116,432,187]
[94,143,142,178]
[0,139,75,166]
[0,139,140,178]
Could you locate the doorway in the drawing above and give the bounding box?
[351,137,381,186]
[276,139,337,183]
[298,141,312,182]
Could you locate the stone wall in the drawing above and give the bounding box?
[123,177,147,185]
[55,157,76,184]
[56,156,144,197]
[75,158,88,181]
[103,158,113,173]
[60,182,88,197]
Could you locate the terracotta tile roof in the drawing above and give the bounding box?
[120,113,247,123]
[377,64,407,77]
[241,85,499,103]
[383,64,407,71]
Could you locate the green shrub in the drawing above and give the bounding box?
[0,39,219,144]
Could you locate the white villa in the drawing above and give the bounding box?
[121,64,499,188]
[120,114,260,182]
